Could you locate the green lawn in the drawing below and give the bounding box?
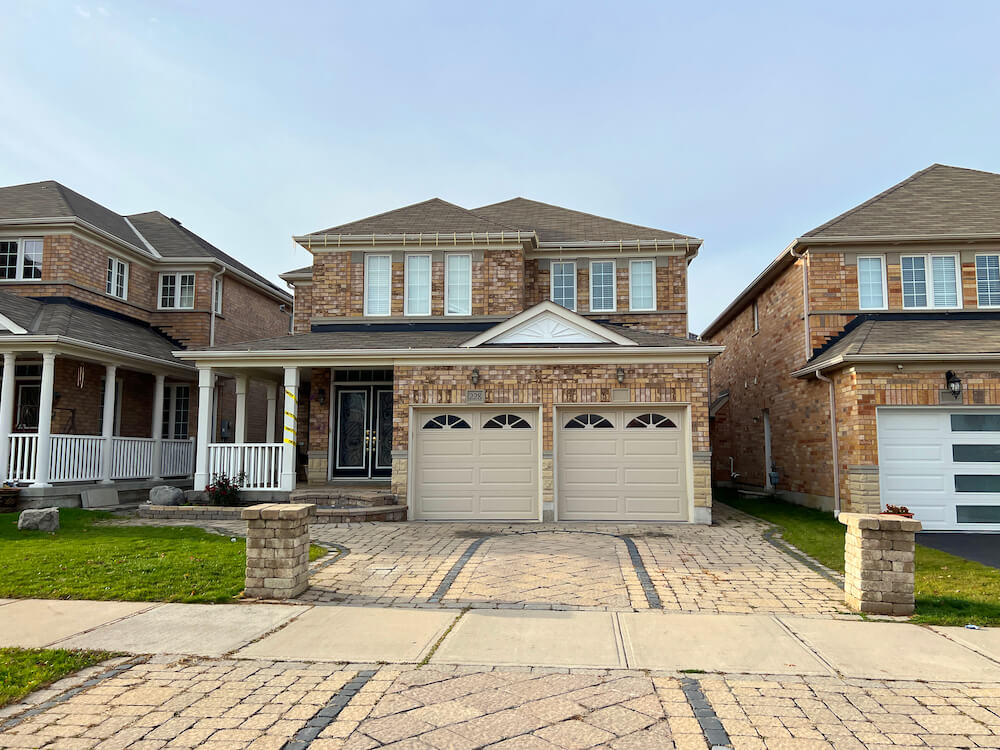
[0,508,327,603]
[0,648,111,707]
[720,490,1000,626]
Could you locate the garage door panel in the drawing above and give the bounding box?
[623,467,680,485]
[622,438,678,456]
[560,495,620,516]
[479,495,536,514]
[626,496,683,515]
[479,439,534,457]
[421,440,476,458]
[880,443,943,462]
[561,439,618,457]
[480,467,534,485]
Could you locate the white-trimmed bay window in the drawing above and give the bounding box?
[106,257,129,300]
[901,254,960,309]
[976,254,1000,308]
[550,261,576,311]
[0,238,43,280]
[629,259,656,311]
[364,254,392,316]
[404,254,431,316]
[857,255,887,310]
[445,253,471,316]
[589,260,616,312]
[159,272,196,309]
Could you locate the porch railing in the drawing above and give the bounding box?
[161,439,195,478]
[50,435,104,482]
[207,443,283,490]
[111,437,155,480]
[7,434,38,483]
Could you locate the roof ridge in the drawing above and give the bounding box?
[310,197,518,236]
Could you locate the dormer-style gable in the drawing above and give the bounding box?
[460,301,638,347]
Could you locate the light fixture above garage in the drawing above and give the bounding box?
[616,367,626,384]
[471,368,480,385]
[946,370,962,399]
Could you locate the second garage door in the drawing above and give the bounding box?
[557,407,689,521]
[412,408,539,520]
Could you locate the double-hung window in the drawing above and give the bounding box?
[976,255,1000,308]
[857,256,887,309]
[445,254,471,316]
[213,277,223,314]
[629,259,656,311]
[159,272,196,309]
[901,254,960,309]
[0,238,43,280]
[404,254,431,316]
[589,260,616,312]
[364,254,392,316]
[550,261,576,311]
[106,257,129,300]
[161,384,191,440]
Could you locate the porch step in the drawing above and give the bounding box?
[289,487,399,508]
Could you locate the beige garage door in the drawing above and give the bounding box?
[557,407,688,521]
[412,408,539,520]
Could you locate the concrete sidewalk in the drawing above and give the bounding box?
[3,598,1000,682]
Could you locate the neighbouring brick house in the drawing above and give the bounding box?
[704,164,1000,531]
[0,180,291,505]
[177,198,723,522]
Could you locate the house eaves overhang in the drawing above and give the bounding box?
[792,352,1000,379]
[0,216,155,260]
[0,335,195,376]
[294,231,540,251]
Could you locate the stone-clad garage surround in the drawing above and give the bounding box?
[393,362,711,523]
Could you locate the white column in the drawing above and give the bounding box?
[151,374,165,480]
[265,381,278,443]
[99,364,117,484]
[32,352,56,488]
[194,367,213,491]
[234,374,248,443]
[0,353,15,482]
[280,366,298,491]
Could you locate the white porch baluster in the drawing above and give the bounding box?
[0,352,15,482]
[99,364,117,484]
[32,352,55,488]
[280,366,298,492]
[194,367,213,491]
[151,374,165,481]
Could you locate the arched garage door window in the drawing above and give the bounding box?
[626,413,677,429]
[422,414,471,429]
[564,414,614,429]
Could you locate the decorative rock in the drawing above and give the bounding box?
[148,485,185,506]
[18,507,60,532]
[184,490,208,505]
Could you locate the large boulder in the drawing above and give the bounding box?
[148,485,185,506]
[18,507,59,532]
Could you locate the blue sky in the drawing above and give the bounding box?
[3,1,1000,331]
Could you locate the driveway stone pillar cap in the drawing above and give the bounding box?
[838,512,922,532]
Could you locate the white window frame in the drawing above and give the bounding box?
[549,260,577,311]
[363,254,392,317]
[856,255,888,311]
[158,272,197,310]
[589,259,617,313]
[0,237,43,281]
[752,299,759,333]
[444,253,472,316]
[975,253,1000,309]
[404,253,432,316]
[628,259,656,311]
[162,383,191,440]
[106,256,129,300]
[213,276,223,315]
[900,253,962,310]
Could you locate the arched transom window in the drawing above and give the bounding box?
[422,414,471,429]
[564,413,614,429]
[626,413,677,429]
[483,414,531,429]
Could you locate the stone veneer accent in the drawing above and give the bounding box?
[839,512,922,616]
[242,503,315,599]
[846,465,881,514]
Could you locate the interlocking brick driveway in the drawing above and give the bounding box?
[4,657,1000,749]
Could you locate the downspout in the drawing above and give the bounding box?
[209,268,225,347]
[815,368,841,517]
[789,244,810,361]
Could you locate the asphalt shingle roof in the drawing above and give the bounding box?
[803,164,1000,239]
[307,198,519,237]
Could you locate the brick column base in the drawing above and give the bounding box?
[242,503,316,599]
[839,512,922,616]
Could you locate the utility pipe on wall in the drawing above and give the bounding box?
[815,368,841,517]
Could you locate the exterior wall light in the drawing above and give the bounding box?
[471,368,480,385]
[946,371,962,398]
[315,387,327,406]
[616,367,626,384]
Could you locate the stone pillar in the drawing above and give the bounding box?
[151,374,165,481]
[846,465,881,513]
[242,503,315,599]
[692,451,713,525]
[194,367,214,491]
[840,512,922,616]
[0,352,15,481]
[32,352,56,488]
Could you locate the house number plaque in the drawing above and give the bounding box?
[465,389,485,403]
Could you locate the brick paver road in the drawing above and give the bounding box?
[3,657,1000,749]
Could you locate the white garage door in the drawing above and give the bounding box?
[878,408,1000,531]
[557,407,688,521]
[412,408,539,520]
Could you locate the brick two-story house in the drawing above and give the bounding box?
[178,198,722,522]
[705,164,1000,531]
[0,180,292,505]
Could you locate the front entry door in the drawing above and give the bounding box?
[332,387,392,478]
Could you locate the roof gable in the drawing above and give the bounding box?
[461,301,637,347]
[307,198,518,237]
[803,164,1000,239]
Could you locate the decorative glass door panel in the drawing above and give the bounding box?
[332,386,393,478]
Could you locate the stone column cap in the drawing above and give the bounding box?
[241,503,316,521]
[838,512,922,532]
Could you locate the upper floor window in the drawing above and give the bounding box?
[0,238,43,281]
[629,259,655,311]
[752,299,759,333]
[901,254,960,309]
[857,256,886,310]
[364,254,391,316]
[550,261,576,311]
[976,255,1000,308]
[159,272,196,309]
[445,254,471,316]
[590,260,616,312]
[213,277,223,314]
[404,254,431,316]
[106,257,129,300]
